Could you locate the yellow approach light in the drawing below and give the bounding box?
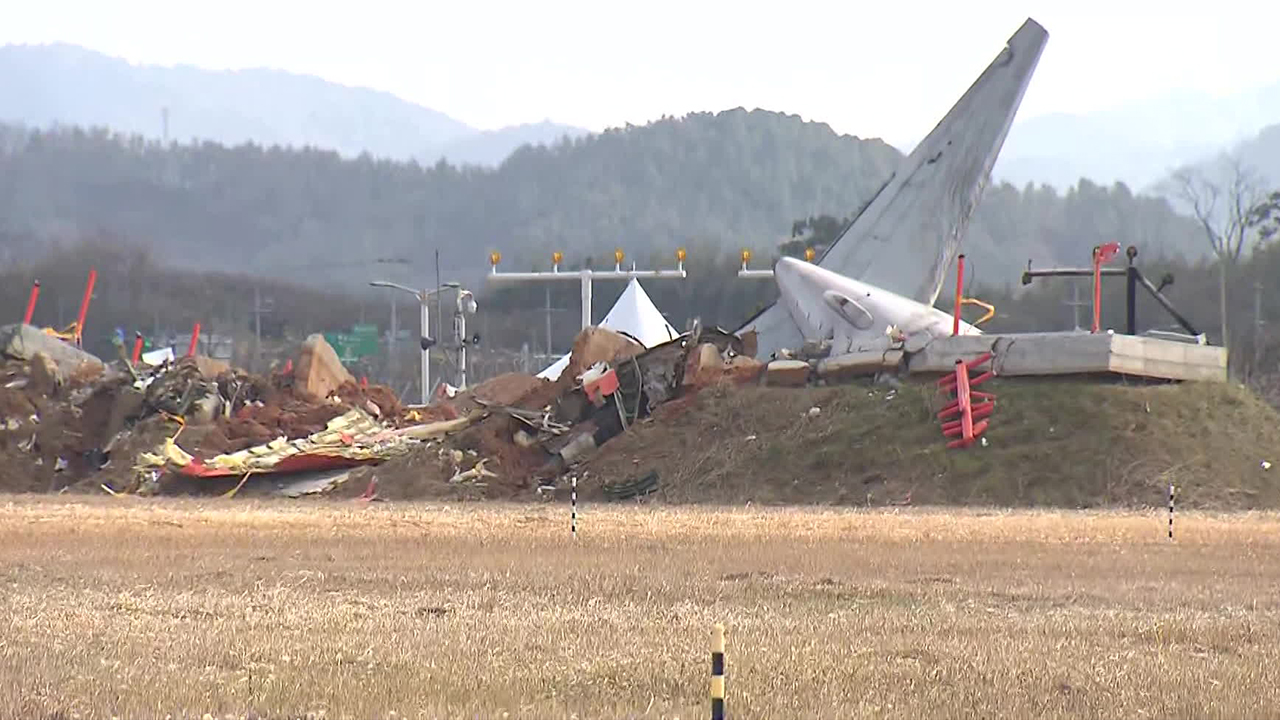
[489,251,502,266]
[740,248,752,265]
[676,247,687,262]
[552,251,563,266]
[804,247,816,262]
[614,248,625,265]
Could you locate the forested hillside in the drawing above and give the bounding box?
[0,109,1210,297]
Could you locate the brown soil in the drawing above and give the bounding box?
[349,410,554,501]
[470,372,555,408]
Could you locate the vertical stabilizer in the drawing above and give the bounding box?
[740,18,1048,358]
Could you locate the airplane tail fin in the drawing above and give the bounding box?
[816,18,1048,305]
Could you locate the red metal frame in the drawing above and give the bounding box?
[131,332,144,364]
[22,280,40,325]
[1092,242,1121,333]
[937,353,997,449]
[74,268,97,347]
[187,322,201,357]
[952,254,966,336]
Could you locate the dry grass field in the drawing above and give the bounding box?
[2,497,1279,719]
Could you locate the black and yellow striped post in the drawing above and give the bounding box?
[711,622,725,720]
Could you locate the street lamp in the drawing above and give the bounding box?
[369,280,439,406]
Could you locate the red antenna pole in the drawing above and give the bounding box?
[131,332,144,364]
[1092,247,1102,334]
[75,268,97,346]
[952,254,966,336]
[187,322,201,357]
[22,280,40,325]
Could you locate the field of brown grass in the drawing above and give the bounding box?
[2,496,1279,719]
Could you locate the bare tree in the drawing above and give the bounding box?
[1168,154,1271,349]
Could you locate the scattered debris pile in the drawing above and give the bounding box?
[5,314,1264,509]
[0,314,965,500]
[0,323,441,496]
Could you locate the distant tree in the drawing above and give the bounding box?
[780,214,850,257]
[1250,189,1280,244]
[1168,154,1272,349]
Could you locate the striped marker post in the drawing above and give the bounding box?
[1168,484,1176,541]
[571,476,578,540]
[711,623,725,720]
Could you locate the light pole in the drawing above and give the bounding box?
[369,280,439,406]
[486,248,688,330]
[453,287,478,389]
[736,247,816,279]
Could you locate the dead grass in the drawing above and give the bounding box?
[2,496,1280,719]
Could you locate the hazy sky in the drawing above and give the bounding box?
[4,0,1279,148]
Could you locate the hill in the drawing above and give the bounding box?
[0,43,589,166]
[994,82,1280,191]
[1232,122,1280,187]
[576,379,1280,510]
[0,110,1210,304]
[437,121,590,167]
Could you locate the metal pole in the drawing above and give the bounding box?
[952,254,965,336]
[545,285,552,356]
[1126,265,1137,336]
[458,307,468,390]
[711,623,726,720]
[75,267,97,347]
[1134,271,1201,337]
[256,289,264,371]
[581,270,592,329]
[1091,247,1102,334]
[22,280,39,325]
[389,296,398,386]
[420,293,430,405]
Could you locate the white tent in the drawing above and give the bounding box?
[536,279,679,381]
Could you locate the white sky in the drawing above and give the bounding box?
[4,0,1279,148]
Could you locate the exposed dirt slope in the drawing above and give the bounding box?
[578,378,1280,510]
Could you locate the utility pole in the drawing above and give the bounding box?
[251,286,273,372]
[1254,280,1264,377]
[487,248,688,330]
[370,281,437,406]
[388,296,398,386]
[454,289,476,389]
[1065,281,1091,331]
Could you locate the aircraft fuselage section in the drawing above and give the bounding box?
[774,256,979,353]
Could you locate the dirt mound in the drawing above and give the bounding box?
[471,372,552,407]
[576,378,1280,510]
[352,410,553,501]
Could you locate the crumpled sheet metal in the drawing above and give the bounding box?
[141,408,416,479]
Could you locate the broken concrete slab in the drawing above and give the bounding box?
[684,343,765,388]
[908,332,1228,382]
[816,350,904,381]
[0,324,104,376]
[563,327,645,385]
[194,355,232,379]
[295,334,355,401]
[765,359,810,387]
